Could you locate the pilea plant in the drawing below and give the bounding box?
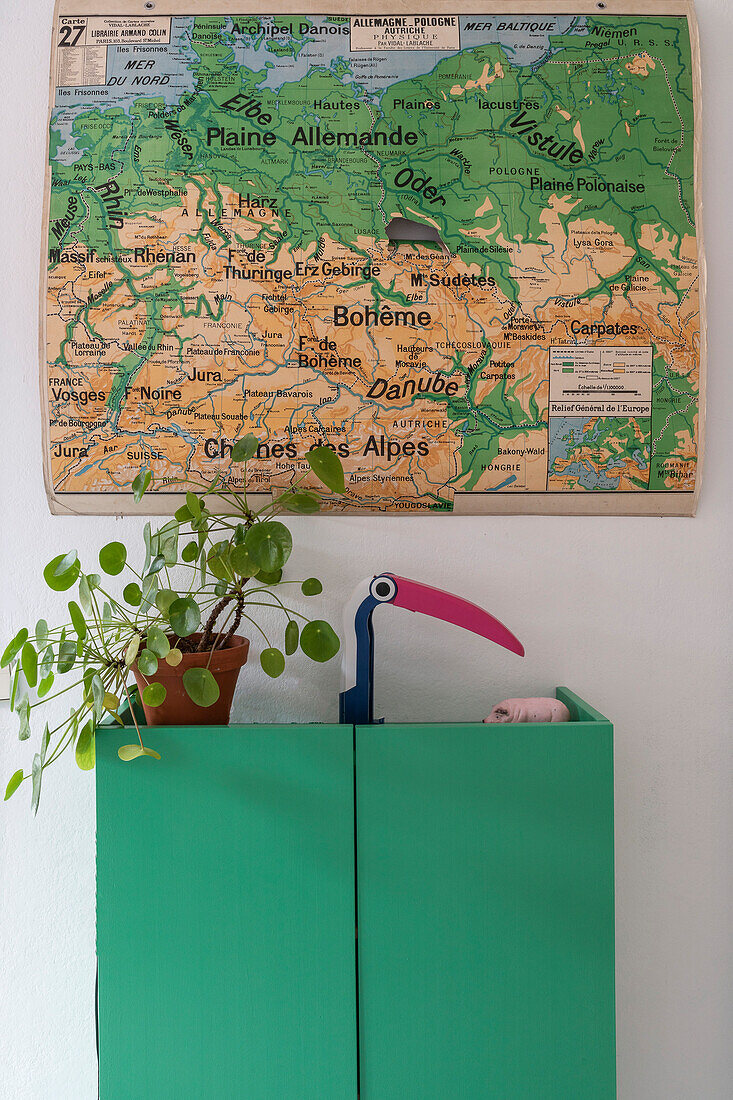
[2,437,344,812]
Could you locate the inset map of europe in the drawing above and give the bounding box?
[44,6,703,513]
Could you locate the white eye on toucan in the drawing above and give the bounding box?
[370,576,397,602]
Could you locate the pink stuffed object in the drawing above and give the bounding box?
[484,698,570,724]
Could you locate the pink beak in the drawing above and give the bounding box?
[387,574,524,657]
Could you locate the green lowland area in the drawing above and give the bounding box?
[50,17,694,275]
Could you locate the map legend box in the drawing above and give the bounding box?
[56,15,171,87]
[549,346,653,417]
[350,16,460,52]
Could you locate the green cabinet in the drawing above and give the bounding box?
[97,691,615,1098]
[355,689,616,1099]
[96,724,357,1100]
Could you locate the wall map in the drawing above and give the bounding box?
[43,2,704,514]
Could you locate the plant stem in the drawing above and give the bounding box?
[29,676,86,708]
[197,593,236,651]
[123,680,146,752]
[221,590,245,649]
[238,611,272,647]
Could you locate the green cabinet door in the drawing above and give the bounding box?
[355,691,616,1099]
[97,725,357,1100]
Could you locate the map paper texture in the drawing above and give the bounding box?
[43,1,705,515]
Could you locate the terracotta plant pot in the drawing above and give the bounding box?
[132,634,250,726]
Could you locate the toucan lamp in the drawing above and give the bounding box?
[339,573,525,725]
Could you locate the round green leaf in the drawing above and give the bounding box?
[142,682,167,707]
[260,648,285,678]
[300,620,340,663]
[256,568,282,585]
[140,574,159,611]
[43,552,80,591]
[147,554,166,576]
[281,490,320,514]
[57,639,77,674]
[78,575,93,614]
[53,549,77,575]
[230,543,257,577]
[125,634,141,667]
[35,620,49,648]
[131,467,152,502]
[37,673,54,698]
[21,642,38,689]
[4,769,24,801]
[155,589,178,617]
[68,600,87,641]
[301,578,323,596]
[137,648,158,677]
[123,582,142,606]
[181,540,199,563]
[245,521,292,573]
[165,648,183,667]
[2,628,28,668]
[157,521,179,565]
[118,744,145,761]
[185,490,201,517]
[231,434,259,462]
[40,723,51,765]
[31,752,42,815]
[306,445,345,493]
[17,697,31,741]
[98,541,127,575]
[146,626,170,658]
[285,620,299,656]
[87,671,105,717]
[207,542,233,580]
[191,514,208,537]
[182,667,220,708]
[39,645,54,679]
[103,692,120,712]
[75,723,95,771]
[169,597,201,638]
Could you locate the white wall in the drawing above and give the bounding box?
[1,2,731,1097]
